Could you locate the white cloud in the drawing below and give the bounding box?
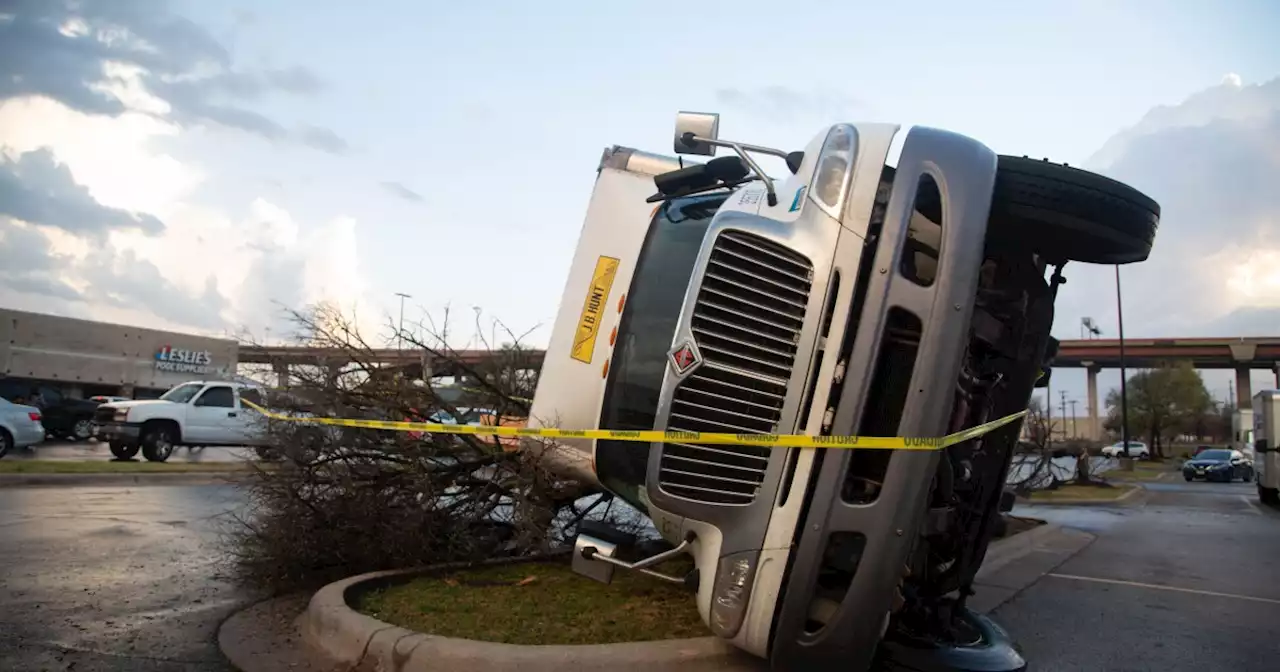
[0,92,375,339]
[1223,72,1243,88]
[0,95,198,218]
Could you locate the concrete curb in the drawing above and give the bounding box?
[978,522,1061,575]
[0,471,249,488]
[300,557,761,672]
[969,523,1096,614]
[292,520,1076,672]
[1018,484,1144,506]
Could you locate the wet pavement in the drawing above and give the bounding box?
[0,484,252,671]
[1003,480,1280,671]
[10,440,255,463]
[2,473,1276,671]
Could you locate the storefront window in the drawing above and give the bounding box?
[595,193,726,513]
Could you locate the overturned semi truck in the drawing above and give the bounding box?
[528,112,1160,671]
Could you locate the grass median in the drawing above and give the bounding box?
[357,558,708,645]
[1025,483,1138,502]
[0,459,260,474]
[1106,467,1171,483]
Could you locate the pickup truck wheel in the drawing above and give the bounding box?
[254,446,282,461]
[109,441,140,460]
[71,419,93,441]
[987,156,1160,265]
[141,426,176,463]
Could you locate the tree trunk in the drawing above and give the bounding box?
[1076,451,1093,484]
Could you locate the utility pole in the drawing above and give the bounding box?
[1068,399,1078,438]
[1116,265,1130,457]
[1059,389,1068,424]
[1046,379,1054,445]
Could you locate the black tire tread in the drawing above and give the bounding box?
[990,156,1160,265]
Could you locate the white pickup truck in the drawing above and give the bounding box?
[93,380,272,462]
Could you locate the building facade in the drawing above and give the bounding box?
[0,308,239,399]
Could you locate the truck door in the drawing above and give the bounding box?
[188,384,239,444]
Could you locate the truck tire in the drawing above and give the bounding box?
[109,441,140,460]
[987,156,1160,265]
[70,418,94,441]
[141,424,176,463]
[1259,485,1280,506]
[875,609,1027,671]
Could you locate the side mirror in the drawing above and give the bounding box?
[674,111,720,156]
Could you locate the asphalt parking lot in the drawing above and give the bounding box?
[0,484,249,671]
[1005,480,1280,672]
[1,475,1275,671]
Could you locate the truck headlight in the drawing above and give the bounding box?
[809,124,857,219]
[709,551,758,639]
[113,409,129,422]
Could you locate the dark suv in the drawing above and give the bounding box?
[0,382,101,441]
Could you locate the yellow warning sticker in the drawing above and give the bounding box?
[570,256,621,363]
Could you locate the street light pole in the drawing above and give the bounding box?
[394,292,411,351]
[1115,265,1130,456]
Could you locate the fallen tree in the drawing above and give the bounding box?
[225,303,637,591]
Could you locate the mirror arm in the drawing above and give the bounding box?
[684,133,785,207]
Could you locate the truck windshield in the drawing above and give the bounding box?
[161,383,204,403]
[594,193,728,512]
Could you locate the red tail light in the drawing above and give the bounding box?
[28,412,41,422]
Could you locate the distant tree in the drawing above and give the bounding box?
[1104,363,1214,458]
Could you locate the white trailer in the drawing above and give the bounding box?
[1253,391,1279,505]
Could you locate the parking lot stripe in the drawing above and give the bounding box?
[1046,573,1280,605]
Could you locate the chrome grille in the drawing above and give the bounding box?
[94,406,116,424]
[661,230,814,505]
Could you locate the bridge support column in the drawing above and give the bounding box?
[1236,366,1254,410]
[273,362,290,389]
[1084,364,1101,441]
[325,360,343,389]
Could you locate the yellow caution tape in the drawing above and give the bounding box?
[240,399,1026,451]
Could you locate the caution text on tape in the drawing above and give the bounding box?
[240,399,1026,452]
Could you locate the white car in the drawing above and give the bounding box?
[0,397,46,457]
[1101,441,1150,459]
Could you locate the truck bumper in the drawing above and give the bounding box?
[95,422,142,442]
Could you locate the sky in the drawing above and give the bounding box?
[0,0,1278,413]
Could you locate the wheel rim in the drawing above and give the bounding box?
[153,432,174,458]
[74,419,92,439]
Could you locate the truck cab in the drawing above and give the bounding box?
[94,380,269,462]
[530,111,1159,671]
